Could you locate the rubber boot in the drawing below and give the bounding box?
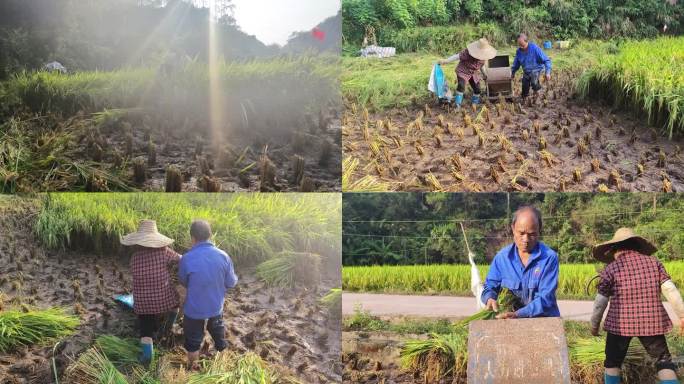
[472,94,480,105]
[140,337,153,364]
[604,373,621,384]
[454,92,464,108]
[658,368,680,384]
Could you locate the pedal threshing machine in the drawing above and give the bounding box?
[485,54,514,101]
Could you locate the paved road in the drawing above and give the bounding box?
[343,292,681,323]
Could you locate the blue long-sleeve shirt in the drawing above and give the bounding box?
[179,241,238,319]
[480,242,560,318]
[511,42,552,76]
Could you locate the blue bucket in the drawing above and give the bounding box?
[543,41,552,49]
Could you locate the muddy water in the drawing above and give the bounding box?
[0,202,341,383]
[343,72,684,192]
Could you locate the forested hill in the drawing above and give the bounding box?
[343,193,684,265]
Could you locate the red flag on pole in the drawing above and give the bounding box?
[312,27,325,41]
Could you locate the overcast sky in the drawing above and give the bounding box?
[231,0,340,46]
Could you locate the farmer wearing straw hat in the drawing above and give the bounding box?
[179,220,238,370]
[590,228,684,384]
[481,206,561,318]
[438,38,497,107]
[121,219,181,364]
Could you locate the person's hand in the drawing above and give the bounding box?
[496,311,518,319]
[485,298,499,312]
[591,326,600,336]
[438,60,445,65]
[545,73,551,81]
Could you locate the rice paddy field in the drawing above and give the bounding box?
[342,38,684,192]
[343,263,684,299]
[0,56,342,193]
[342,312,684,384]
[0,193,342,383]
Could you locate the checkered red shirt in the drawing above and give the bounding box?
[597,250,672,336]
[456,48,485,83]
[130,247,181,315]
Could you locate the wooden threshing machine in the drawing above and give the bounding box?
[485,55,513,101]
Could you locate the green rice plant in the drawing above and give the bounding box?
[64,347,129,384]
[95,335,141,369]
[342,262,684,300]
[256,251,321,287]
[187,351,301,384]
[400,330,468,382]
[577,37,684,138]
[0,307,79,353]
[35,193,341,267]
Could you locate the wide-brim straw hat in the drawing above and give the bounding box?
[120,219,174,248]
[467,38,497,61]
[592,227,657,263]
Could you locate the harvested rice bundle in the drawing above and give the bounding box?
[400,330,468,383]
[187,351,300,384]
[256,251,321,288]
[319,288,342,319]
[95,335,141,369]
[0,307,79,353]
[454,288,517,328]
[64,347,128,384]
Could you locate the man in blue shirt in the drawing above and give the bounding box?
[179,220,238,369]
[511,33,552,100]
[481,206,560,318]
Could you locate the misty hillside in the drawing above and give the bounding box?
[284,11,342,54]
[0,0,288,78]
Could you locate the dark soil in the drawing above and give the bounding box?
[343,71,684,192]
[89,111,342,192]
[0,199,341,384]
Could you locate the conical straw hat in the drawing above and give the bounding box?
[120,220,174,248]
[592,227,657,263]
[467,38,497,61]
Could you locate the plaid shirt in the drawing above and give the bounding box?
[130,247,181,315]
[455,48,484,84]
[598,250,672,336]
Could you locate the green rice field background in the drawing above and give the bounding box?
[343,262,684,300]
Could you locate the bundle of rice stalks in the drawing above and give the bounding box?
[400,330,468,383]
[187,351,300,384]
[0,307,79,352]
[256,251,321,288]
[342,157,389,192]
[95,335,141,369]
[454,288,517,328]
[569,336,651,383]
[319,288,342,319]
[65,347,129,384]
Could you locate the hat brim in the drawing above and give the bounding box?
[467,41,497,61]
[592,236,657,263]
[120,232,174,248]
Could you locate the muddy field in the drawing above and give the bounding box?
[83,110,342,193]
[0,200,341,383]
[343,70,684,192]
[343,331,424,384]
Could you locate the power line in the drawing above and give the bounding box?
[343,208,684,224]
[343,228,682,241]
